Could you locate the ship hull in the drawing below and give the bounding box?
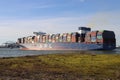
[20,42,116,50]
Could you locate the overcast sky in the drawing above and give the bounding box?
[0,0,120,45]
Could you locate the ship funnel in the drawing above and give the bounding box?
[78,27,91,34]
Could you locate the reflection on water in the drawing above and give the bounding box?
[0,48,120,57]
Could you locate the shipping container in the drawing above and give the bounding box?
[39,35,43,43]
[26,37,28,43]
[31,36,35,43]
[37,36,40,42]
[17,38,21,43]
[48,34,52,42]
[90,31,98,43]
[33,36,38,43]
[59,34,63,42]
[24,37,27,43]
[32,36,35,43]
[46,34,49,42]
[97,30,116,44]
[71,32,80,42]
[67,33,72,42]
[80,37,85,42]
[79,34,86,42]
[51,34,56,43]
[78,37,81,43]
[55,34,60,42]
[85,32,91,43]
[21,38,23,43]
[36,35,40,43]
[23,37,26,43]
[63,33,67,42]
[97,31,103,43]
[28,36,32,43]
[43,36,46,43]
[20,38,23,43]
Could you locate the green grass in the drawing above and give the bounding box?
[0,53,120,80]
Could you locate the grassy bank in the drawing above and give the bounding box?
[0,53,120,80]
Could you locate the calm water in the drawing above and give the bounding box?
[0,48,120,57]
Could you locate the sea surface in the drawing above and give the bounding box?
[0,48,120,58]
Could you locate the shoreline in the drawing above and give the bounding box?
[0,53,120,80]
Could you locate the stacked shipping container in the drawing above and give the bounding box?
[48,34,52,42]
[18,27,103,44]
[85,32,91,43]
[97,30,116,44]
[71,32,80,42]
[67,33,71,42]
[52,34,56,43]
[59,34,63,42]
[42,36,46,43]
[63,33,67,42]
[97,31,103,43]
[46,35,49,42]
[84,30,116,45]
[17,27,116,51]
[18,32,82,44]
[90,31,98,43]
[56,34,60,42]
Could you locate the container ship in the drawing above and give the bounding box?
[17,27,116,50]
